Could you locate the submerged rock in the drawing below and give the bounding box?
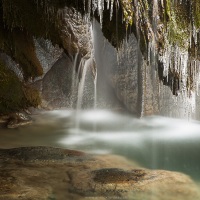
[92,168,146,183]
[0,112,33,129]
[0,146,199,200]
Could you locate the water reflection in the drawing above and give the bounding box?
[1,109,200,181]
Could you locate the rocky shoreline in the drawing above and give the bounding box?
[0,146,199,200]
[0,112,33,129]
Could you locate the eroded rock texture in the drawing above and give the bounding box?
[0,146,199,200]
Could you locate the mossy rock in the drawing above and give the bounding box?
[23,85,41,108]
[0,20,44,80]
[0,60,41,113]
[0,61,25,113]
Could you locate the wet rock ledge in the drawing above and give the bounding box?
[0,112,32,129]
[0,146,200,200]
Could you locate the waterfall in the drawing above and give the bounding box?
[70,0,200,119]
[74,56,96,130]
[93,68,97,109]
[76,58,91,111]
[130,0,200,118]
[75,58,89,131]
[70,53,79,106]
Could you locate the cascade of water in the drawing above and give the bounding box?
[70,53,79,106]
[83,0,200,119]
[93,68,97,132]
[133,0,145,117]
[93,68,97,109]
[75,58,91,130]
[76,58,91,111]
[196,62,200,96]
[90,21,97,110]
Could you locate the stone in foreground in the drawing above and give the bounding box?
[0,146,199,200]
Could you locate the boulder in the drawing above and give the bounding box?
[0,146,199,200]
[0,112,32,129]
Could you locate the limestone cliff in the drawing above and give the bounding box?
[0,0,199,116]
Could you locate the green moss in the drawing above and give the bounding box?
[0,60,41,113]
[191,1,200,28]
[23,85,41,108]
[164,1,190,48]
[165,0,171,20]
[120,0,134,27]
[0,61,25,113]
[0,0,198,112]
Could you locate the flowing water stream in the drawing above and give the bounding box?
[1,109,200,184]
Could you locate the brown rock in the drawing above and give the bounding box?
[7,112,33,129]
[0,147,199,200]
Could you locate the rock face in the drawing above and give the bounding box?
[0,146,199,200]
[93,20,200,118]
[93,22,141,114]
[0,2,94,114]
[0,0,200,118]
[33,53,96,110]
[39,53,75,109]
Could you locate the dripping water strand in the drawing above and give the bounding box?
[93,68,97,110]
[71,53,79,106]
[75,58,91,131]
[93,68,97,132]
[77,59,91,110]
